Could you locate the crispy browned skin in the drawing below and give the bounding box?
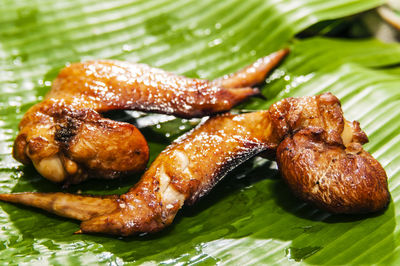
[1,93,389,236]
[49,49,288,117]
[13,49,289,184]
[3,110,278,235]
[270,93,390,213]
[14,100,149,184]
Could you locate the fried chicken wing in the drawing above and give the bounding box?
[1,93,390,236]
[3,110,278,235]
[13,49,288,184]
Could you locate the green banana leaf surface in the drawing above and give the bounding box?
[1,0,400,264]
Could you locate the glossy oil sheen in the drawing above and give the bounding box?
[2,0,400,264]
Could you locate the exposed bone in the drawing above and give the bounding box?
[33,155,66,183]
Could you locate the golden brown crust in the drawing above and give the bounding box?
[49,60,261,118]
[212,49,289,89]
[13,99,149,184]
[2,93,390,236]
[276,128,390,213]
[271,93,389,213]
[80,111,278,235]
[269,93,346,142]
[13,50,288,184]
[77,94,391,234]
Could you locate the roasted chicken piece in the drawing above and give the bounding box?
[269,93,389,213]
[0,93,390,236]
[13,49,288,184]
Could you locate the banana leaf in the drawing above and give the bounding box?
[1,0,400,264]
